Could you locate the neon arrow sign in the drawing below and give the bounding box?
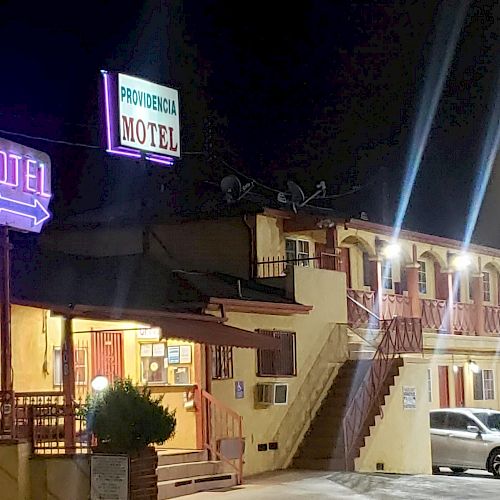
[0,138,51,233]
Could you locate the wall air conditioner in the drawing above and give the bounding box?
[255,383,289,405]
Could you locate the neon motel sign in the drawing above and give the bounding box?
[0,138,51,233]
[101,71,180,165]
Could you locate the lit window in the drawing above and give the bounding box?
[382,260,393,289]
[418,261,427,294]
[53,347,88,386]
[140,342,167,384]
[473,369,495,400]
[483,272,491,302]
[285,238,310,266]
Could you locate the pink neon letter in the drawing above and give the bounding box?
[37,163,51,198]
[23,159,38,193]
[7,154,20,188]
[0,151,7,184]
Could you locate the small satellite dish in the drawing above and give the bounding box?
[287,181,305,205]
[220,175,254,203]
[221,175,242,203]
[276,192,288,204]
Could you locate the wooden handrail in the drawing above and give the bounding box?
[200,389,242,421]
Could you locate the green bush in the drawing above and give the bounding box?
[82,378,176,453]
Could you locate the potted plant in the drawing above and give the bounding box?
[82,378,176,499]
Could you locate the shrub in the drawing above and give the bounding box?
[81,378,176,453]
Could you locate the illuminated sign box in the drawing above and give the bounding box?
[102,71,180,165]
[0,138,51,233]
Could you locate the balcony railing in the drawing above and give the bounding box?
[256,253,337,278]
[421,298,447,330]
[485,305,500,334]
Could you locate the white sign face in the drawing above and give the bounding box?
[0,138,51,233]
[118,73,180,157]
[137,328,160,340]
[91,454,129,500]
[403,386,417,410]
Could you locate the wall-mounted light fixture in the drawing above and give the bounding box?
[451,253,472,271]
[382,242,401,259]
[91,375,109,392]
[468,360,480,374]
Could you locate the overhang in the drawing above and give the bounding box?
[16,300,279,350]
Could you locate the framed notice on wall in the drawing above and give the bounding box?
[91,454,129,500]
[167,346,181,364]
[403,386,417,410]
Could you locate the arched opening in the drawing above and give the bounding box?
[339,235,376,290]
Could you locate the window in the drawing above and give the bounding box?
[483,272,491,302]
[427,368,432,403]
[211,345,233,380]
[473,369,495,400]
[418,261,427,294]
[430,411,447,429]
[362,252,371,287]
[257,330,296,377]
[447,412,476,431]
[382,260,393,289]
[53,347,88,386]
[285,238,310,266]
[140,342,167,384]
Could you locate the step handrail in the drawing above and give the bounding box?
[347,294,381,321]
[197,388,244,485]
[342,316,423,468]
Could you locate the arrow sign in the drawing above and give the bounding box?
[0,194,51,226]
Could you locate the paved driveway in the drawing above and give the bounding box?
[184,469,499,499]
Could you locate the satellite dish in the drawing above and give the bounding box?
[287,181,305,205]
[221,175,242,203]
[220,175,254,203]
[286,180,327,211]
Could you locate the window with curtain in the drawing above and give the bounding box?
[418,261,427,294]
[382,260,393,289]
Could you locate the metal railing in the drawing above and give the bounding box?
[347,289,377,328]
[453,302,475,334]
[421,298,447,330]
[342,317,423,467]
[256,253,337,278]
[485,305,500,334]
[197,388,244,484]
[0,391,90,455]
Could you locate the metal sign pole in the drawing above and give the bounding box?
[0,226,12,392]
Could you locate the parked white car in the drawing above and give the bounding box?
[430,408,500,476]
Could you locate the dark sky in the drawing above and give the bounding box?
[0,1,498,243]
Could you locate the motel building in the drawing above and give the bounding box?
[3,204,500,498]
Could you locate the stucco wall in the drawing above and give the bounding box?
[356,358,432,474]
[211,266,349,476]
[0,442,30,500]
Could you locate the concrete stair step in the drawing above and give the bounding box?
[157,460,223,482]
[157,450,208,466]
[158,472,238,499]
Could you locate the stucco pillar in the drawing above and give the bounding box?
[405,264,421,318]
[470,273,485,336]
[62,316,75,452]
[446,271,454,335]
[369,258,383,318]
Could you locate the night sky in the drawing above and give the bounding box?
[0,1,499,244]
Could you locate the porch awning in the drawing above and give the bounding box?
[155,316,280,349]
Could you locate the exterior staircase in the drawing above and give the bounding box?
[157,450,238,498]
[292,357,404,471]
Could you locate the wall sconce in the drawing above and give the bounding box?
[468,360,480,374]
[452,365,459,374]
[451,253,472,271]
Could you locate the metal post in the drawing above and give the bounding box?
[0,226,12,392]
[62,316,76,452]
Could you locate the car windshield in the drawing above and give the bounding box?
[474,412,500,432]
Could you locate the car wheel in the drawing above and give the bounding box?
[487,448,500,477]
[450,467,466,474]
[432,466,440,474]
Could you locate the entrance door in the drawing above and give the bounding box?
[91,331,124,382]
[438,365,450,408]
[454,367,465,407]
[338,247,351,288]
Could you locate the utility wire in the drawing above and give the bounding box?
[0,128,101,149]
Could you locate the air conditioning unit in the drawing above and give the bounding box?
[255,383,289,405]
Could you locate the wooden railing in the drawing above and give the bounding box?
[198,388,244,484]
[485,305,500,334]
[256,253,336,278]
[342,317,423,467]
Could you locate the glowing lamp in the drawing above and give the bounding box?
[383,242,401,259]
[468,361,480,374]
[91,375,109,392]
[452,365,459,374]
[452,253,472,271]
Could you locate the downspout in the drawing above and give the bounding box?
[243,214,257,279]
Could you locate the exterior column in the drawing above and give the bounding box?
[406,264,422,318]
[471,273,485,336]
[446,271,454,335]
[369,258,383,319]
[194,344,204,449]
[62,316,76,452]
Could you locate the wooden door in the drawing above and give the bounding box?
[338,247,351,288]
[91,331,124,382]
[454,367,465,407]
[438,365,450,408]
[434,262,448,300]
